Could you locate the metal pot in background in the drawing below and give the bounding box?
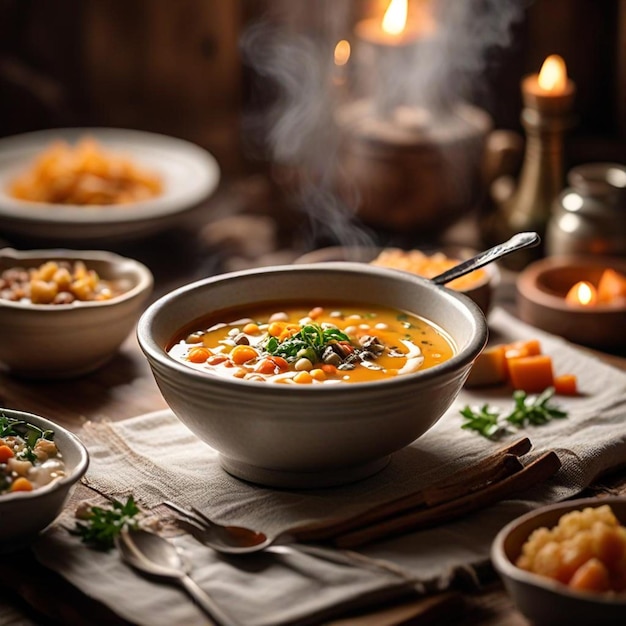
[545,163,626,258]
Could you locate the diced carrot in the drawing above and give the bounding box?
[267,321,286,337]
[465,344,507,388]
[0,445,14,463]
[507,354,555,393]
[569,558,611,592]
[10,477,33,492]
[554,373,578,396]
[207,354,228,365]
[187,346,211,363]
[230,345,259,365]
[597,268,626,304]
[504,339,542,359]
[255,356,289,374]
[321,364,338,376]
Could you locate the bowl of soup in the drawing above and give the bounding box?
[0,407,89,549]
[137,263,488,488]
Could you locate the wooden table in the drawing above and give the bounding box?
[1,213,625,626]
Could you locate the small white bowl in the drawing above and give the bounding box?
[492,496,626,626]
[0,248,153,378]
[0,408,89,550]
[295,245,499,316]
[137,262,487,488]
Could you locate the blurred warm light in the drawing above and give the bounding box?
[538,54,568,93]
[334,39,351,66]
[565,281,597,306]
[382,0,408,35]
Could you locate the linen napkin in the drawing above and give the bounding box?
[33,308,626,625]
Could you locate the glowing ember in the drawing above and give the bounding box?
[538,54,568,93]
[334,39,351,66]
[565,281,598,307]
[382,0,408,35]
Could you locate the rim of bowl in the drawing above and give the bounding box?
[0,247,153,310]
[137,262,488,395]
[0,407,89,503]
[491,495,626,606]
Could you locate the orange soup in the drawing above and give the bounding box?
[167,303,456,385]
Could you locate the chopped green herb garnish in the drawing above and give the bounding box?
[262,323,351,363]
[460,387,568,439]
[71,496,140,551]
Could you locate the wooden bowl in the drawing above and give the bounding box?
[516,256,626,349]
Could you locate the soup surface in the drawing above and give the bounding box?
[168,303,456,385]
[0,414,66,495]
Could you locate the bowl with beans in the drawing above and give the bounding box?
[0,407,89,549]
[0,247,153,378]
[491,496,626,626]
[138,262,487,488]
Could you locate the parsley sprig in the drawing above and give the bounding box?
[71,496,140,550]
[460,387,568,439]
[263,323,351,362]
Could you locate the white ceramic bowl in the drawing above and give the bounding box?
[0,248,153,378]
[492,496,626,626]
[0,127,220,245]
[137,263,488,488]
[0,408,89,550]
[295,245,499,316]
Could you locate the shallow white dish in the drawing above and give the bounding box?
[0,127,220,244]
[0,408,89,550]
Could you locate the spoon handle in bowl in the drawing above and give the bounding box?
[431,232,540,286]
[180,574,241,626]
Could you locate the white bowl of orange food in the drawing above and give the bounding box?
[295,245,499,315]
[491,496,626,626]
[0,407,89,549]
[137,262,487,488]
[0,247,153,378]
[0,128,219,245]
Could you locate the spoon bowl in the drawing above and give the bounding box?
[116,527,239,625]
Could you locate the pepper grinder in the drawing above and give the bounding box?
[482,55,576,270]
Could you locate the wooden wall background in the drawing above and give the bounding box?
[0,0,624,182]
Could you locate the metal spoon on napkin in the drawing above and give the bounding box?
[430,231,540,286]
[163,500,384,569]
[116,527,240,626]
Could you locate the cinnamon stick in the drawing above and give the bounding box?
[292,437,532,543]
[332,450,561,549]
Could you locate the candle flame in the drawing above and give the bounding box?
[538,54,568,92]
[382,0,408,36]
[334,39,351,66]
[565,281,597,307]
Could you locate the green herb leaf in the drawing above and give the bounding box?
[71,496,140,551]
[263,322,352,363]
[460,387,568,439]
[460,404,504,439]
[505,387,568,428]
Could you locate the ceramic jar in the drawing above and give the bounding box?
[546,163,626,257]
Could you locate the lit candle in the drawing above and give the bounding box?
[565,281,598,307]
[355,0,419,47]
[522,54,576,113]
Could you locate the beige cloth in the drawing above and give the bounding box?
[33,308,626,625]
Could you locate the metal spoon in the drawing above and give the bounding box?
[163,501,361,566]
[431,231,540,286]
[116,527,240,626]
